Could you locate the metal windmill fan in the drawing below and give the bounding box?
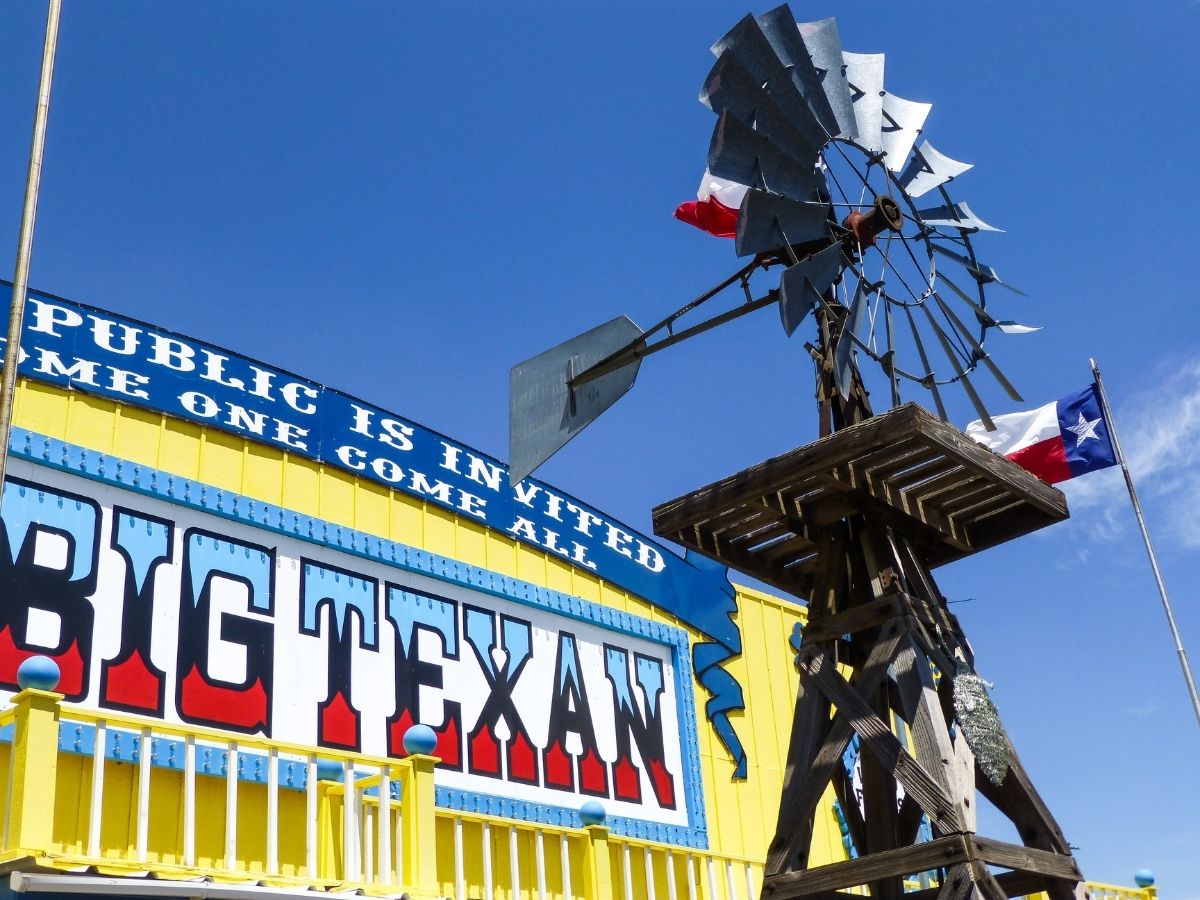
[508,5,1034,485]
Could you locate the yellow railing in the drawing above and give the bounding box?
[0,684,1159,900]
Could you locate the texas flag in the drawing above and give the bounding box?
[965,384,1118,484]
[673,170,748,238]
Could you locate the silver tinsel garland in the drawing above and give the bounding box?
[952,671,1009,787]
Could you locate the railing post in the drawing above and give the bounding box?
[400,726,440,898]
[578,801,613,900]
[9,657,63,856]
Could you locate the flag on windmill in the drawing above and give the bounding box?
[965,383,1118,484]
[673,170,748,238]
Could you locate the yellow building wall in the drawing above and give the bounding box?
[11,378,848,871]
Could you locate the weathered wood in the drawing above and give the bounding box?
[974,736,1073,856]
[935,864,975,900]
[653,414,1085,899]
[763,834,972,897]
[652,404,1067,577]
[891,637,969,833]
[766,624,905,874]
[802,648,964,834]
[971,836,1082,882]
[800,595,902,644]
[765,644,836,876]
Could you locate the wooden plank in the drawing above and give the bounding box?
[766,623,906,874]
[765,645,835,876]
[763,834,971,897]
[913,411,1067,518]
[971,836,1082,882]
[934,864,975,900]
[800,595,903,644]
[801,646,965,834]
[891,637,969,829]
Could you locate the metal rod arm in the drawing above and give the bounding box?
[568,260,778,389]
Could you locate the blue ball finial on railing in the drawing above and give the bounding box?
[16,655,60,692]
[403,724,438,756]
[579,800,606,827]
[314,758,343,783]
[1134,869,1155,888]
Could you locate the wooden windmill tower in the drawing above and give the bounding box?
[510,6,1087,898]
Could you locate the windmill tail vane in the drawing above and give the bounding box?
[509,3,1037,485]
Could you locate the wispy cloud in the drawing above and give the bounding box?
[1061,358,1200,547]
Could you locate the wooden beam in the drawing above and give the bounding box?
[971,836,1082,881]
[801,648,965,834]
[763,834,972,897]
[766,623,906,874]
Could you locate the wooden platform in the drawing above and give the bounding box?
[652,404,1069,596]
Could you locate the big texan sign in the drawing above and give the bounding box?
[0,286,746,843]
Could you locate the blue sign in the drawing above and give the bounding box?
[1,285,749,777]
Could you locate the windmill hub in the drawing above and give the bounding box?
[841,195,902,252]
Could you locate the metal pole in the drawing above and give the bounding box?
[1090,358,1200,726]
[0,0,62,500]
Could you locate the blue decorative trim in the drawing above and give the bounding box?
[9,428,708,847]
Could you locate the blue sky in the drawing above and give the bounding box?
[1,1,1198,891]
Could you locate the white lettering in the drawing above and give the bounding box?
[349,403,374,437]
[457,491,487,519]
[200,350,246,390]
[281,382,318,415]
[107,367,150,399]
[513,482,541,507]
[336,445,366,471]
[272,419,309,450]
[379,418,414,452]
[248,367,275,400]
[604,523,635,560]
[636,542,666,573]
[33,349,100,386]
[507,516,538,542]
[371,457,404,483]
[148,334,196,372]
[409,471,452,504]
[89,316,140,354]
[224,404,268,436]
[180,391,220,418]
[565,503,603,538]
[28,300,82,337]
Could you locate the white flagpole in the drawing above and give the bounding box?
[1090,357,1200,726]
[0,0,62,501]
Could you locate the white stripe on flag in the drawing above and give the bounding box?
[965,399,1058,455]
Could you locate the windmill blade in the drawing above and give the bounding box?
[920,304,995,430]
[710,12,829,152]
[898,140,972,199]
[937,270,1041,334]
[754,5,838,138]
[904,305,947,421]
[708,110,824,201]
[880,92,931,172]
[702,50,822,166]
[779,243,843,336]
[932,294,1023,402]
[509,316,644,485]
[842,51,885,152]
[918,200,1002,233]
[735,189,831,257]
[931,240,1028,296]
[797,18,858,140]
[833,280,871,397]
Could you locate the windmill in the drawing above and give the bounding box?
[510,7,1086,898]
